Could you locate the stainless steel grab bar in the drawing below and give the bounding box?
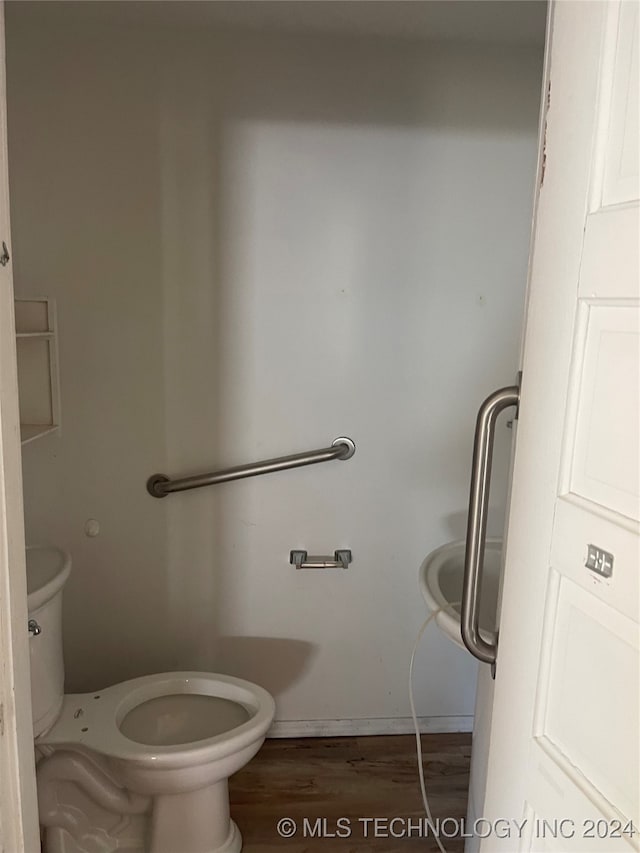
[147,436,356,498]
[461,384,520,670]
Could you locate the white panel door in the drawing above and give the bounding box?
[481,2,639,851]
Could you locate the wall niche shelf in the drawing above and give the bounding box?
[15,298,60,445]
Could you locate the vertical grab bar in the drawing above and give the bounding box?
[461,384,520,669]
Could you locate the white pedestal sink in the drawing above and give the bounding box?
[418,538,502,651]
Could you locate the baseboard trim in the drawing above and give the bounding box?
[267,715,473,739]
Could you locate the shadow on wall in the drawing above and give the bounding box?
[212,637,316,696]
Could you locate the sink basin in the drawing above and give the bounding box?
[26,545,71,613]
[418,538,502,651]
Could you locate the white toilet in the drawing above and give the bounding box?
[27,545,276,853]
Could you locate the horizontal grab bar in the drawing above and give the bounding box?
[147,436,356,498]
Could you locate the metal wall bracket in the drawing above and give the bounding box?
[290,549,352,569]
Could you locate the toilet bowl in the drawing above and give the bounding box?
[27,546,276,853]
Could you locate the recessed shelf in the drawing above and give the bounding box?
[20,424,59,445]
[15,298,60,446]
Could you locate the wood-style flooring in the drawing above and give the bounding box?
[229,733,472,852]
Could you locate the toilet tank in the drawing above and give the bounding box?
[26,546,71,737]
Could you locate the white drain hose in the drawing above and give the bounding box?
[409,603,462,853]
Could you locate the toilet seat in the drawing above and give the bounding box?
[37,671,275,771]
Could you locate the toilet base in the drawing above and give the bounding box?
[39,752,243,853]
[216,821,242,853]
[149,779,242,853]
[44,816,242,853]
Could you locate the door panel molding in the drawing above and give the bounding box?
[537,575,639,823]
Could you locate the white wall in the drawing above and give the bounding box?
[6,7,543,730]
